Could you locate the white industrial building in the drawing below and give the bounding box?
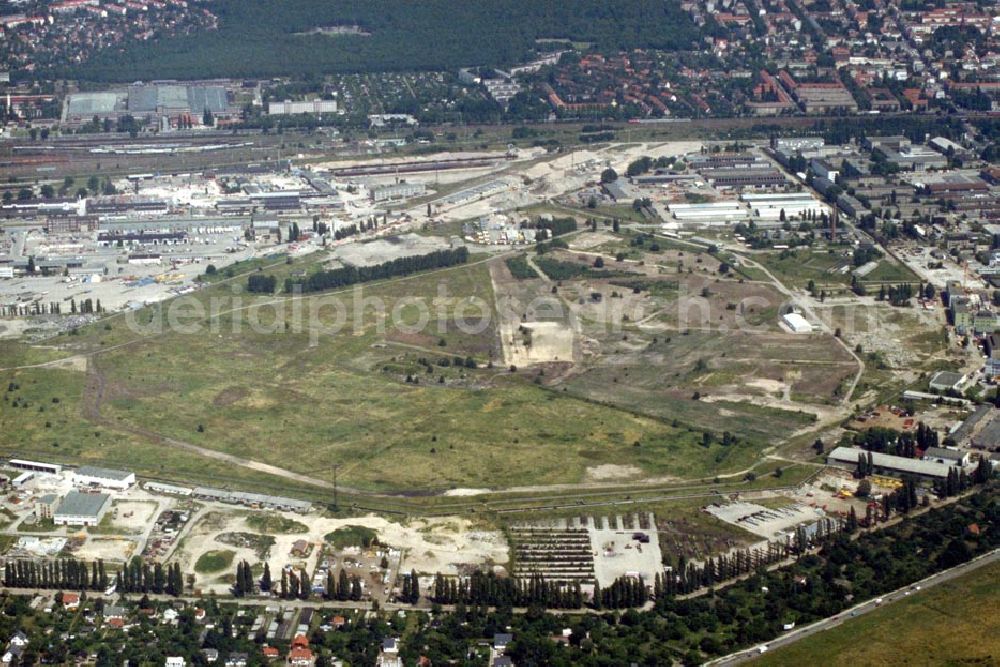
[72,466,135,491]
[8,459,62,475]
[753,201,831,221]
[668,201,750,222]
[827,447,959,481]
[268,99,338,115]
[12,472,33,488]
[53,491,111,527]
[145,481,193,496]
[369,183,427,203]
[782,312,813,333]
[741,192,831,221]
[740,192,814,202]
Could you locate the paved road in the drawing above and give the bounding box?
[708,547,1000,666]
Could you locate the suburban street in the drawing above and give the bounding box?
[708,548,1000,666]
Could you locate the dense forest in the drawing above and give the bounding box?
[62,0,698,81]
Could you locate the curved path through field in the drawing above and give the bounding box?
[3,225,850,508]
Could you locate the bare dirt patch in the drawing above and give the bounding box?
[170,509,509,594]
[75,536,139,562]
[503,321,575,366]
[332,233,451,267]
[586,464,643,481]
[568,232,619,250]
[45,355,88,372]
[213,386,250,407]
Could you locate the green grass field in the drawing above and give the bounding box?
[1,260,762,494]
[756,560,1000,666]
[0,250,837,498]
[860,258,919,284]
[244,514,308,535]
[326,525,378,549]
[0,365,338,500]
[753,248,853,289]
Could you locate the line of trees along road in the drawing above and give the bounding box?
[281,247,469,294]
[4,558,110,591]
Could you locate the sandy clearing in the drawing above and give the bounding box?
[586,464,643,481]
[107,500,159,533]
[501,320,575,367]
[48,355,89,372]
[75,536,139,562]
[568,232,619,250]
[171,510,509,593]
[331,233,451,267]
[747,378,786,394]
[0,320,31,339]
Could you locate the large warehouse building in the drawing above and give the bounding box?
[741,192,831,221]
[127,84,231,118]
[668,201,750,222]
[53,491,111,527]
[64,83,237,128]
[72,466,136,491]
[268,99,339,115]
[827,447,959,481]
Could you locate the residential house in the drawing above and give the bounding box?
[224,654,248,667]
[2,632,28,665]
[288,647,315,667]
[377,638,402,667]
[62,592,80,611]
[494,633,513,653]
[104,606,127,623]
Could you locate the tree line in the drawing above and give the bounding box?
[247,274,278,294]
[233,560,366,601]
[114,558,184,596]
[521,216,577,239]
[851,422,938,458]
[282,247,468,294]
[4,558,110,591]
[431,571,585,609]
[0,301,65,317]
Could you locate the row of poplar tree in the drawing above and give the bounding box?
[4,558,109,591]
